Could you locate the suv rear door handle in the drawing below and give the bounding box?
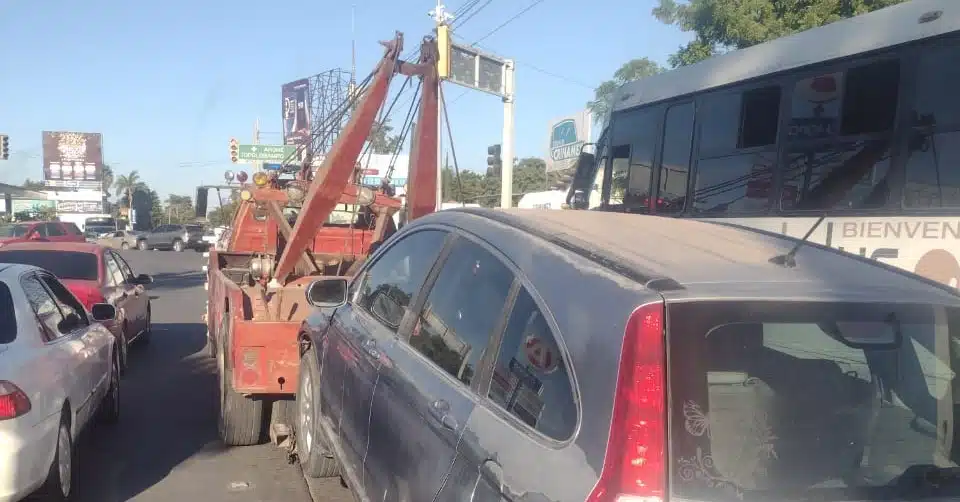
[481,459,505,495]
[429,399,458,430]
[360,338,379,359]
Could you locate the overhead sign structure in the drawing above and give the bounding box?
[235,144,298,163]
[545,110,593,173]
[444,42,508,98]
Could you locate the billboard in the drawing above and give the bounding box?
[42,131,104,182]
[545,111,592,173]
[282,79,311,147]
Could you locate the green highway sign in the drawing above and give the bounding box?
[236,144,297,162]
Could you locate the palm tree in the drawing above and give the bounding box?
[100,164,114,199]
[114,170,146,212]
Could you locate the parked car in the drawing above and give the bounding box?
[0,242,152,373]
[0,263,120,502]
[294,208,960,502]
[97,230,143,250]
[137,224,205,252]
[0,221,85,247]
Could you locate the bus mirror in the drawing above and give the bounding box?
[195,187,209,218]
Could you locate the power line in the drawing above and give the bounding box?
[471,0,546,45]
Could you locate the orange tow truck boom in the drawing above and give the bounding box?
[201,32,440,446]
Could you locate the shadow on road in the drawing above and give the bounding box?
[148,271,206,291]
[74,322,229,502]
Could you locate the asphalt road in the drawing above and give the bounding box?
[66,248,353,502]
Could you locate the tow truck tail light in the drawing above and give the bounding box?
[239,348,262,387]
[587,302,667,502]
[0,381,31,420]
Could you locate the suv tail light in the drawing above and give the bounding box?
[587,302,666,502]
[0,381,31,420]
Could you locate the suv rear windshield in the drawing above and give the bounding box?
[668,300,960,501]
[0,250,99,281]
[0,224,29,238]
[0,281,15,343]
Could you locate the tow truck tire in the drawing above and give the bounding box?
[297,346,340,478]
[217,314,264,446]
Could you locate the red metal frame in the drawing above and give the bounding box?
[206,32,442,397]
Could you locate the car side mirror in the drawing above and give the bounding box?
[91,303,117,322]
[305,278,348,308]
[132,274,153,285]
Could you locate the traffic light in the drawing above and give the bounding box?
[0,135,8,160]
[229,138,239,164]
[486,144,501,168]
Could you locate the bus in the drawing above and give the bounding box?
[567,0,960,288]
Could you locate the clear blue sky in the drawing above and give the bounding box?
[0,0,690,199]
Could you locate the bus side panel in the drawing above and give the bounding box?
[715,215,960,288]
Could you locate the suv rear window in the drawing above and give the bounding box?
[0,224,30,238]
[62,223,83,235]
[0,281,15,343]
[668,300,960,501]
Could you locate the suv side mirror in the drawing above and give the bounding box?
[91,303,117,322]
[305,278,348,308]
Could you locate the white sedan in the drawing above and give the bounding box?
[0,263,120,502]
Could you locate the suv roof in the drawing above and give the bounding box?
[434,208,958,305]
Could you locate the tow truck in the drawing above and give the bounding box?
[198,32,441,447]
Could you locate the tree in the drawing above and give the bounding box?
[653,0,907,67]
[114,170,147,210]
[587,59,665,123]
[148,189,163,227]
[164,194,194,224]
[101,164,114,199]
[208,199,239,227]
[21,179,45,191]
[367,118,402,155]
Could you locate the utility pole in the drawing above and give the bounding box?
[253,118,261,173]
[500,60,515,208]
[430,0,453,210]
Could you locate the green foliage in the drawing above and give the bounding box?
[208,198,239,227]
[440,157,564,207]
[368,118,402,155]
[653,0,908,67]
[586,58,665,123]
[21,179,45,191]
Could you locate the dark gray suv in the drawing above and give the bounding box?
[294,208,960,502]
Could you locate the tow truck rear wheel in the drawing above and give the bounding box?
[217,313,265,446]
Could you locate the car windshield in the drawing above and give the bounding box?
[0,224,29,238]
[0,250,99,281]
[668,300,960,501]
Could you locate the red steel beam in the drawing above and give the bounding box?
[273,33,404,284]
[405,38,440,222]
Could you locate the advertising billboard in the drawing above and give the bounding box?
[42,131,104,182]
[545,111,592,173]
[282,79,311,148]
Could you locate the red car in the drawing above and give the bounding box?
[0,221,85,247]
[0,242,153,372]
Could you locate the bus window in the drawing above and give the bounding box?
[783,58,900,211]
[606,105,661,210]
[904,42,960,208]
[692,86,781,215]
[657,102,695,213]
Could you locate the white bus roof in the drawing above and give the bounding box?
[613,0,960,113]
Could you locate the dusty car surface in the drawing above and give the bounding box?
[295,208,960,502]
